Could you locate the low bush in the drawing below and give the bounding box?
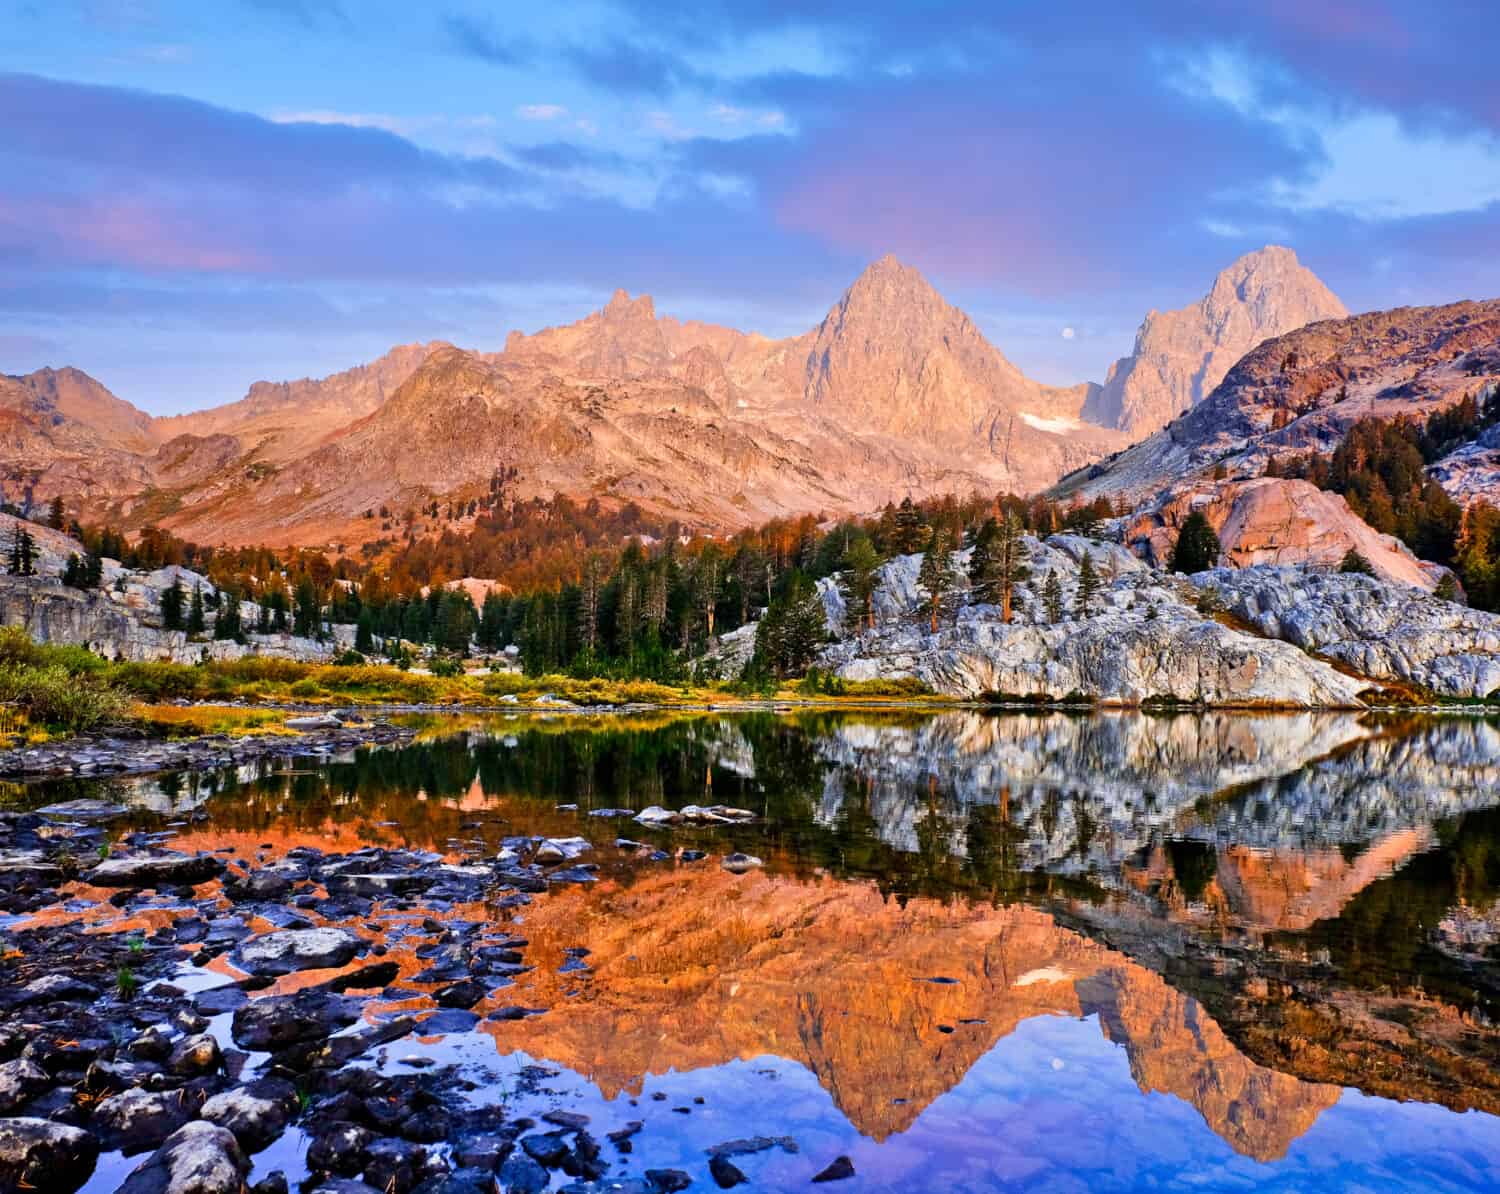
[0,661,130,731]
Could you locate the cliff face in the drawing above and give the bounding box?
[1124,476,1443,590]
[812,535,1370,706]
[1085,246,1347,438]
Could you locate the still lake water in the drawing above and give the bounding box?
[33,709,1500,1192]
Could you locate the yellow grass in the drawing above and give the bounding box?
[132,703,297,738]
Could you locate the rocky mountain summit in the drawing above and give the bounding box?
[0,255,1132,546]
[1084,246,1347,438]
[1064,298,1500,505]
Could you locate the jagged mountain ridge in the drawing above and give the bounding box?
[1060,298,1500,506]
[0,255,1129,546]
[1083,246,1348,438]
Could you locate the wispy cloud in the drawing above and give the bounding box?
[444,14,524,66]
[517,104,567,121]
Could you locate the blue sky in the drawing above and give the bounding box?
[2,0,1498,414]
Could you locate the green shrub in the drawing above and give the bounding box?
[207,656,312,684]
[0,662,130,730]
[105,661,201,701]
[429,655,464,679]
[288,678,321,698]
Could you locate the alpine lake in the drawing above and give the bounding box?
[10,708,1500,1193]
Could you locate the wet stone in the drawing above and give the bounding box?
[233,927,363,976]
[94,1087,203,1154]
[117,1120,250,1194]
[0,1059,50,1114]
[0,1116,99,1194]
[498,1152,549,1194]
[812,1155,856,1183]
[710,1153,749,1188]
[200,1077,299,1152]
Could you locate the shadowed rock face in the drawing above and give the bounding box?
[1085,246,1347,438]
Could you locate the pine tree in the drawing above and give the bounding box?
[1169,511,1221,574]
[1042,569,1064,622]
[355,607,375,653]
[1340,548,1376,576]
[214,590,243,641]
[969,512,1029,623]
[435,592,474,656]
[47,496,64,530]
[755,571,826,677]
[1074,552,1100,619]
[188,584,206,634]
[62,553,83,588]
[577,555,603,654]
[892,496,928,555]
[839,535,882,634]
[161,578,186,630]
[83,552,103,588]
[694,549,722,641]
[294,579,321,639]
[916,525,956,634]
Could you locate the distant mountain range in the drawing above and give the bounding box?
[2,245,1493,548]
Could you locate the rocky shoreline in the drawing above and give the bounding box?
[0,796,773,1193]
[0,715,417,781]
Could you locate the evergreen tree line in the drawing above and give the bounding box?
[1266,390,1500,607]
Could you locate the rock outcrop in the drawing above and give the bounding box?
[814,537,1367,706]
[1085,246,1346,438]
[0,518,344,663]
[1124,476,1443,590]
[1207,566,1500,697]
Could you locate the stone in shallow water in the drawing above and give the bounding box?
[83,851,223,888]
[117,1121,249,1194]
[0,1060,49,1116]
[721,852,763,874]
[94,1087,202,1154]
[19,973,98,1004]
[710,1153,749,1188]
[0,1116,98,1193]
[232,990,361,1050]
[200,1077,298,1152]
[233,927,362,976]
[812,1155,856,1182]
[534,836,591,864]
[419,1009,480,1034]
[498,1152,549,1194]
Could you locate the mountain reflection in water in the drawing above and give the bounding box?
[36,710,1500,1191]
